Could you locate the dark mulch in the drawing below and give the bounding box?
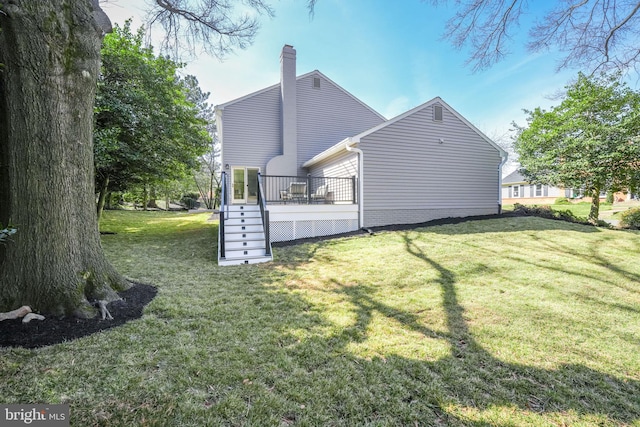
[0,282,157,349]
[272,213,510,247]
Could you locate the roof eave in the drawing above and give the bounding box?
[302,137,358,168]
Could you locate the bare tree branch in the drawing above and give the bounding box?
[604,1,640,62]
[433,0,529,72]
[146,0,275,60]
[434,0,640,73]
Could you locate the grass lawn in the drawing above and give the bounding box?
[1,211,639,426]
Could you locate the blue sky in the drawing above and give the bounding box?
[103,0,585,167]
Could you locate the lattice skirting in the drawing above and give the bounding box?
[270,219,359,242]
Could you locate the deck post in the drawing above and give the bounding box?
[264,210,271,256]
[352,176,357,204]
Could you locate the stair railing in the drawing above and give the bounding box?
[219,171,227,259]
[257,172,271,256]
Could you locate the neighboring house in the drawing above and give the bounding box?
[502,169,637,205]
[215,45,508,265]
[501,170,569,204]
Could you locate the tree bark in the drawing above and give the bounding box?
[143,184,149,210]
[147,186,158,209]
[0,0,129,317]
[96,174,110,220]
[589,188,601,224]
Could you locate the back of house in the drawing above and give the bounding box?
[215,45,507,265]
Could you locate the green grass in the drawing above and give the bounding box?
[1,211,639,426]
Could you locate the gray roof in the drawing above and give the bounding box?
[502,170,527,184]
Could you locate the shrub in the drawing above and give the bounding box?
[554,197,571,205]
[619,208,640,229]
[606,191,614,204]
[512,203,596,226]
[180,192,201,209]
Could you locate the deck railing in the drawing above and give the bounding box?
[257,173,271,256]
[219,171,228,259]
[261,175,357,205]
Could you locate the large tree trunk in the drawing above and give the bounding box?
[588,188,601,224]
[0,0,129,317]
[147,186,159,209]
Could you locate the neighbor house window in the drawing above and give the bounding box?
[513,185,519,197]
[535,184,542,197]
[313,77,321,89]
[433,105,443,121]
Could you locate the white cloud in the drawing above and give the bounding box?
[382,96,411,119]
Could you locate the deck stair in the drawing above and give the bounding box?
[218,204,272,266]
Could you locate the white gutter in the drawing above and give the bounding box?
[345,137,364,228]
[302,137,350,168]
[498,152,509,213]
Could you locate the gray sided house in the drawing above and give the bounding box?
[501,170,570,204]
[215,45,507,265]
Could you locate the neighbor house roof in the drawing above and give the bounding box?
[303,96,508,168]
[214,70,386,121]
[502,170,527,185]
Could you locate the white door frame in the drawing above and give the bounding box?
[231,166,260,204]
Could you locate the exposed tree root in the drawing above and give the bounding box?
[22,313,45,323]
[0,305,31,321]
[96,300,114,320]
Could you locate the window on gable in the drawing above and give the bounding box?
[433,104,443,121]
[313,77,321,89]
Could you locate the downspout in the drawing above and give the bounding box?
[498,152,509,214]
[345,137,364,228]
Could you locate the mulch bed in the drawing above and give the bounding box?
[0,282,157,349]
[272,213,510,247]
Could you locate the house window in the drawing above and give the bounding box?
[535,184,542,197]
[313,77,321,89]
[513,185,519,197]
[433,105,443,121]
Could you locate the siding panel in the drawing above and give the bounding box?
[296,74,384,174]
[221,86,281,171]
[308,150,358,179]
[361,103,502,226]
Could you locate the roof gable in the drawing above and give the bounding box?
[354,97,506,156]
[502,170,526,184]
[215,70,385,121]
[304,97,507,168]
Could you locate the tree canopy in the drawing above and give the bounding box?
[514,72,640,222]
[181,75,221,209]
[94,22,212,217]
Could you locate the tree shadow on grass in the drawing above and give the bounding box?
[428,216,640,296]
[111,214,638,425]
[311,233,640,425]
